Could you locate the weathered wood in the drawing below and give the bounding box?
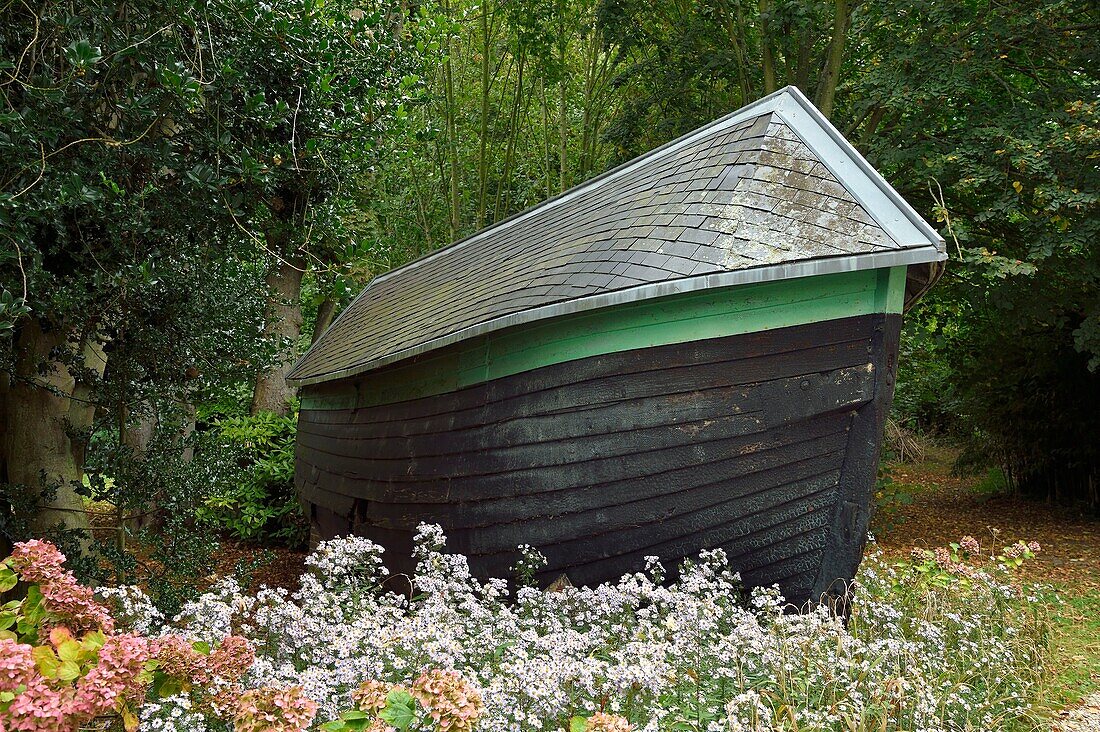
[810,312,902,610]
[296,313,901,606]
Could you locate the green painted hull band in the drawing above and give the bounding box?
[302,266,907,411]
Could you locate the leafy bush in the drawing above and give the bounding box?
[0,539,291,732]
[201,411,307,548]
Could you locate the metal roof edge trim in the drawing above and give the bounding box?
[288,246,946,387]
[774,86,946,250]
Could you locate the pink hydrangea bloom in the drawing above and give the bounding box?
[352,679,391,714]
[7,540,65,583]
[210,635,255,682]
[0,638,34,693]
[7,540,114,633]
[234,686,318,732]
[66,633,150,719]
[3,678,69,732]
[152,634,210,684]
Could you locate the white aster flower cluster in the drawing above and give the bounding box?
[95,583,165,635]
[126,527,1044,732]
[139,694,211,732]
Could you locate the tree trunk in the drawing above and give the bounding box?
[759,0,778,94]
[477,0,492,228]
[0,365,10,557]
[311,298,338,344]
[5,319,91,539]
[251,254,306,416]
[121,402,159,536]
[0,364,9,485]
[814,0,850,119]
[441,6,461,241]
[179,402,197,463]
[67,335,108,471]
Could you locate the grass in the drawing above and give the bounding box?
[1046,589,1100,707]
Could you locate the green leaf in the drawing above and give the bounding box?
[64,40,103,67]
[22,585,45,628]
[343,715,371,731]
[153,671,183,699]
[82,631,106,652]
[570,715,590,732]
[379,688,417,730]
[57,659,81,681]
[57,639,83,662]
[32,645,60,677]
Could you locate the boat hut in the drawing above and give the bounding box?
[288,86,945,606]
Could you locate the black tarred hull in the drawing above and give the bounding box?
[295,313,901,606]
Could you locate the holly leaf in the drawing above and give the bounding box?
[64,40,102,67]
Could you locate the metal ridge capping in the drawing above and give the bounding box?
[288,87,946,386]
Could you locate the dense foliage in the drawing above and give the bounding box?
[0,0,436,585]
[201,410,304,547]
[857,0,1099,509]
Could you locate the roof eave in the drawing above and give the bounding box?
[287,246,945,387]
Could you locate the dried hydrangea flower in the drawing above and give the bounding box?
[352,679,392,714]
[585,711,634,732]
[411,669,484,731]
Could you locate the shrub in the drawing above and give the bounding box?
[201,411,307,548]
[0,539,302,732]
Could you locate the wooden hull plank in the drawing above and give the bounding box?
[296,312,902,606]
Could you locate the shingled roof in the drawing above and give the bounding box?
[289,86,945,387]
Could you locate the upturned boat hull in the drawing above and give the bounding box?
[295,268,904,606]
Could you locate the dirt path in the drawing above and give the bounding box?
[1054,694,1100,732]
[874,447,1100,590]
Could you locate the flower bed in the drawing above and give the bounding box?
[0,527,1047,732]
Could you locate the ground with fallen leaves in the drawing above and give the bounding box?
[873,443,1100,729]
